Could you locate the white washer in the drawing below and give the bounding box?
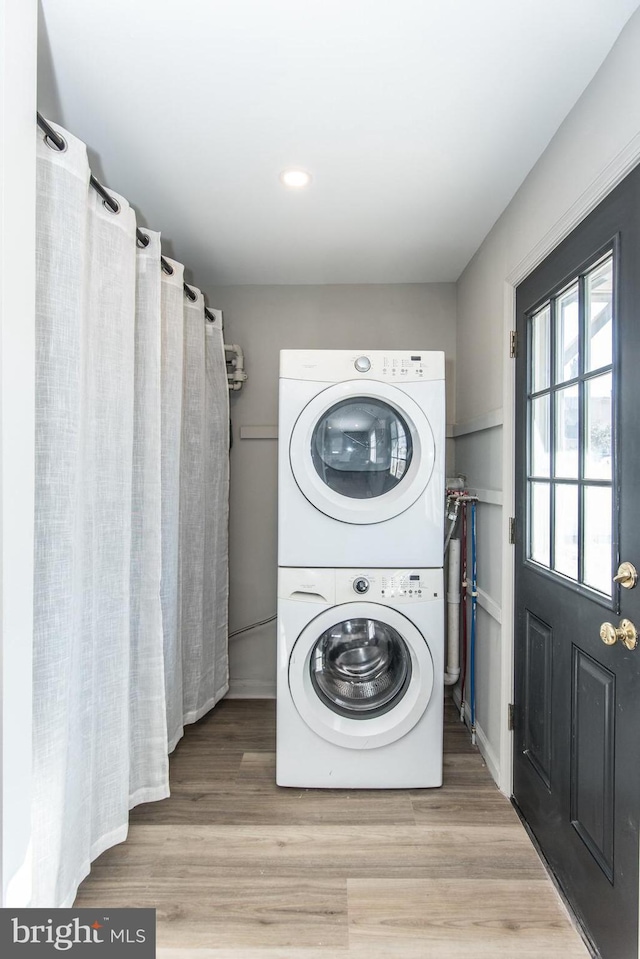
[277,567,444,789]
[278,350,445,568]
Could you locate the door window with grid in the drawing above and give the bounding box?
[526,251,615,598]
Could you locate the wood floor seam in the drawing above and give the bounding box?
[75,698,589,956]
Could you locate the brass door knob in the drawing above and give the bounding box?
[613,562,638,589]
[600,619,638,650]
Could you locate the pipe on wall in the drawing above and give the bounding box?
[470,500,478,745]
[225,343,247,391]
[444,537,461,686]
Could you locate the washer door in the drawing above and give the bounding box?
[288,603,434,749]
[289,381,436,524]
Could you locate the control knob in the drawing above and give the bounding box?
[354,356,371,373]
[353,577,370,594]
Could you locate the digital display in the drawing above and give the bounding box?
[411,355,421,361]
[410,574,420,581]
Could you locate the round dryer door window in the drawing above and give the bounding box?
[311,399,413,499]
[310,618,412,718]
[290,381,436,524]
[288,602,434,750]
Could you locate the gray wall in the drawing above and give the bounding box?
[455,7,640,789]
[206,284,457,696]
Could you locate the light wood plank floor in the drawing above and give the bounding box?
[76,698,591,958]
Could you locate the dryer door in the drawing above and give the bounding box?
[288,602,434,749]
[289,381,436,524]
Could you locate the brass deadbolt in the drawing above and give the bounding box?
[600,619,638,651]
[613,561,638,590]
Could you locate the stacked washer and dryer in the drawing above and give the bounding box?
[277,350,446,788]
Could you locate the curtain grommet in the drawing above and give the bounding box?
[137,231,151,249]
[162,261,175,276]
[44,132,67,153]
[103,196,121,215]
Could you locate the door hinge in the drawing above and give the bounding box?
[508,703,515,731]
[510,330,518,358]
[509,516,516,545]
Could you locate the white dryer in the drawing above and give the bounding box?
[276,567,444,789]
[278,350,445,568]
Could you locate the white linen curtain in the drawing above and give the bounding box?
[33,120,229,907]
[177,291,207,738]
[166,292,230,749]
[204,312,230,712]
[160,257,186,752]
[130,230,170,804]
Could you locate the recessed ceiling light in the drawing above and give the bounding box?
[280,169,312,189]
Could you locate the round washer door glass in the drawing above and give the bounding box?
[311,398,412,499]
[310,618,412,718]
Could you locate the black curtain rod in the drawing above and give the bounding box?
[36,112,218,323]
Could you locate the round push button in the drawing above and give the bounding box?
[353,577,370,594]
[354,356,371,373]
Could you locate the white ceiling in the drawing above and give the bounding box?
[38,0,639,286]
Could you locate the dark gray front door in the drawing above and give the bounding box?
[513,163,640,959]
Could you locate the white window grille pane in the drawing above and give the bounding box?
[586,257,613,373]
[529,481,550,568]
[530,395,550,477]
[583,486,612,596]
[585,373,612,481]
[554,484,579,580]
[555,384,579,479]
[531,305,550,393]
[556,284,579,383]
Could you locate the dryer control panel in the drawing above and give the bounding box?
[280,349,444,383]
[336,568,442,604]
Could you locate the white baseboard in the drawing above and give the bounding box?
[226,679,276,699]
[451,686,501,789]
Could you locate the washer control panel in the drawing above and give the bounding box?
[379,572,429,600]
[337,569,442,604]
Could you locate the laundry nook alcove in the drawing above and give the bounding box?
[5,2,640,957]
